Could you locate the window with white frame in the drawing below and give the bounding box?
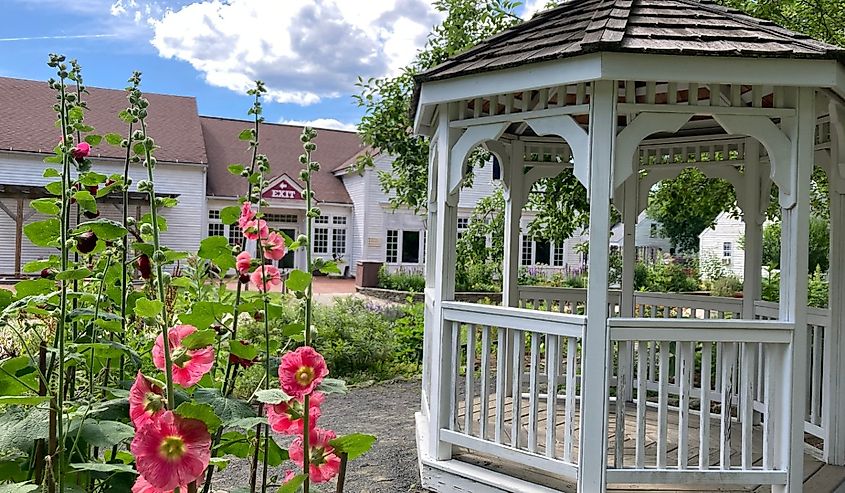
[521,235,532,266]
[553,244,566,267]
[208,222,225,237]
[208,210,220,220]
[314,227,329,254]
[386,230,399,263]
[311,215,348,257]
[315,215,329,224]
[332,228,346,256]
[650,223,658,238]
[723,241,732,258]
[401,231,421,263]
[457,217,469,240]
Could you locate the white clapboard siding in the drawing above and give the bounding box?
[699,211,746,279]
[0,152,206,275]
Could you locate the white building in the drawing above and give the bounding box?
[698,212,746,279]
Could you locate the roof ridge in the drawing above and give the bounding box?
[670,0,843,53]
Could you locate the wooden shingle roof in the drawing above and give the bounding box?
[417,0,845,83]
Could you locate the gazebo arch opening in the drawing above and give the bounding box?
[412,2,845,492]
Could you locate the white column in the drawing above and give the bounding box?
[775,88,814,493]
[824,100,845,465]
[578,79,617,493]
[621,172,638,317]
[428,103,461,460]
[742,139,763,320]
[502,140,525,308]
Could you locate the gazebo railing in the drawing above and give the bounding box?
[606,318,795,487]
[439,301,586,482]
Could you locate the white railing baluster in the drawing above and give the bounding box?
[615,340,629,468]
[527,333,541,453]
[699,342,712,470]
[763,343,775,470]
[563,336,577,462]
[450,321,460,431]
[511,330,525,448]
[465,324,476,436]
[657,341,669,469]
[495,327,507,444]
[720,342,737,469]
[545,334,559,458]
[479,325,492,440]
[636,341,647,468]
[678,341,692,470]
[811,324,822,426]
[740,342,754,469]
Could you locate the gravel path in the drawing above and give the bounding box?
[214,379,426,493]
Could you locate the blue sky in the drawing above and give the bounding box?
[1,0,540,130]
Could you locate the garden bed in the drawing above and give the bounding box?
[357,286,501,304]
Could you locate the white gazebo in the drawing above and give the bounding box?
[412,1,845,492]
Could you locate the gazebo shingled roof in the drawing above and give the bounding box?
[416,0,845,84]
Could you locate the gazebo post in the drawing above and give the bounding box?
[578,79,617,493]
[824,101,845,466]
[501,140,525,398]
[742,139,763,320]
[428,103,461,461]
[775,87,814,493]
[619,171,639,402]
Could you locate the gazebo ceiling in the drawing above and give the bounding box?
[417,0,845,84]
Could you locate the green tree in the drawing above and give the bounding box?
[717,0,845,46]
[762,216,830,273]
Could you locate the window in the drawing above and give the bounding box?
[332,216,347,226]
[228,225,243,247]
[386,230,399,263]
[208,209,220,220]
[265,213,298,223]
[649,223,658,238]
[723,242,732,258]
[492,156,501,181]
[332,228,346,256]
[521,235,532,266]
[401,231,421,264]
[457,217,469,240]
[535,239,551,265]
[553,244,566,267]
[314,227,329,254]
[315,215,329,224]
[208,223,225,237]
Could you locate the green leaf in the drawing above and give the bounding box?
[104,133,123,146]
[225,417,267,430]
[180,329,216,350]
[132,142,146,156]
[0,396,49,406]
[78,172,107,186]
[73,190,97,213]
[77,218,127,241]
[118,110,134,123]
[134,297,163,318]
[0,356,38,396]
[238,129,254,141]
[194,388,256,422]
[55,268,92,281]
[29,198,60,215]
[70,462,136,474]
[0,406,49,453]
[281,323,305,338]
[175,402,221,433]
[209,457,228,471]
[317,378,348,395]
[23,258,58,273]
[140,213,168,233]
[329,433,376,461]
[43,168,61,178]
[285,270,312,292]
[263,436,289,466]
[68,420,134,449]
[227,164,245,175]
[178,301,233,330]
[198,236,235,271]
[217,431,251,458]
[84,134,103,146]
[13,279,55,298]
[23,218,60,247]
[220,205,242,225]
[0,483,40,493]
[254,389,289,405]
[229,340,258,361]
[277,474,305,493]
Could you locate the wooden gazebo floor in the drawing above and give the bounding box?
[452,394,845,492]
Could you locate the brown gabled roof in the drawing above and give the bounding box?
[417,0,845,83]
[0,76,207,164]
[201,117,364,203]
[332,146,379,174]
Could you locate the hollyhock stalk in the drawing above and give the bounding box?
[301,128,317,493]
[119,74,140,386]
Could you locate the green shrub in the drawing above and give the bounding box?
[760,268,828,308]
[456,262,500,292]
[377,266,426,292]
[642,260,701,292]
[392,301,425,365]
[711,275,743,297]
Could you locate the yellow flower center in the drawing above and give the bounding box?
[295,366,315,387]
[143,392,164,414]
[159,435,187,461]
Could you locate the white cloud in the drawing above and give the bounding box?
[278,118,358,132]
[522,0,553,19]
[148,0,442,105]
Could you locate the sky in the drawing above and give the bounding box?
[0,0,544,131]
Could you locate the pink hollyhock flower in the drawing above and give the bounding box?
[261,231,286,261]
[282,470,297,483]
[236,251,252,275]
[250,265,281,292]
[289,428,342,484]
[237,201,255,229]
[71,142,91,160]
[131,475,166,493]
[152,325,214,388]
[242,219,269,241]
[129,371,165,429]
[130,411,211,491]
[278,346,329,399]
[267,391,324,435]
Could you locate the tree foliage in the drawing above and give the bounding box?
[717,0,845,46]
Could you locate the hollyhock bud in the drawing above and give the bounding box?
[137,254,152,279]
[40,268,52,279]
[83,210,100,219]
[239,273,250,284]
[71,142,91,161]
[87,185,98,196]
[76,231,97,254]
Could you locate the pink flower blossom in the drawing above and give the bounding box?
[250,265,281,292]
[237,201,255,229]
[131,475,166,493]
[261,231,286,261]
[242,219,269,241]
[279,346,328,399]
[289,428,342,484]
[267,391,324,435]
[152,325,214,388]
[236,251,252,275]
[282,470,297,484]
[130,411,211,491]
[71,142,91,160]
[129,371,165,429]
